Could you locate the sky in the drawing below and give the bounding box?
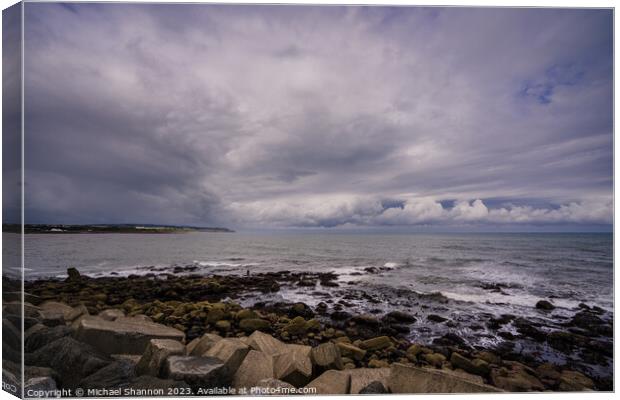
[12,3,613,231]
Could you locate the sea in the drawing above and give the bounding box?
[5,231,614,375]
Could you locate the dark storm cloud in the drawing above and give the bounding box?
[22,4,612,228]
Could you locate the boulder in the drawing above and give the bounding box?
[450,352,489,376]
[444,368,485,385]
[558,370,594,391]
[490,363,544,392]
[239,318,271,333]
[2,318,21,349]
[247,331,287,355]
[305,370,350,394]
[39,301,74,320]
[205,338,250,377]
[360,336,392,351]
[536,300,555,310]
[66,304,89,322]
[136,339,186,376]
[476,351,501,365]
[215,320,231,331]
[348,368,390,394]
[273,345,313,387]
[78,360,136,389]
[26,337,110,389]
[187,333,222,356]
[24,323,47,340]
[38,309,66,327]
[74,315,184,355]
[25,325,72,353]
[66,267,81,281]
[286,343,312,357]
[422,353,446,368]
[359,380,389,394]
[336,342,366,361]
[311,342,343,371]
[388,363,502,393]
[236,309,258,320]
[232,350,275,390]
[282,316,308,336]
[385,311,417,323]
[163,355,226,387]
[99,309,125,321]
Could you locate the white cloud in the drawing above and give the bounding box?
[227,196,612,227]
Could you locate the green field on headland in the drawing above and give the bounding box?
[2,224,234,234]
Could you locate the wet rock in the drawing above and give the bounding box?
[360,336,392,351]
[99,309,125,321]
[434,332,466,346]
[247,331,287,356]
[513,318,546,342]
[388,363,502,393]
[205,338,249,377]
[348,368,390,394]
[27,337,110,389]
[359,380,389,394]
[535,300,555,310]
[311,342,343,371]
[336,342,367,361]
[558,370,594,391]
[546,331,583,353]
[385,311,416,323]
[330,311,352,321]
[78,360,136,389]
[351,314,381,327]
[233,350,274,390]
[427,314,447,323]
[187,333,222,356]
[67,267,81,281]
[74,315,185,355]
[239,318,271,333]
[289,303,314,319]
[273,345,313,387]
[305,370,350,394]
[25,325,72,353]
[136,339,185,376]
[163,355,226,387]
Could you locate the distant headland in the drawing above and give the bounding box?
[2,224,234,234]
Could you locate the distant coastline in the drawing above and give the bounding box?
[2,224,234,234]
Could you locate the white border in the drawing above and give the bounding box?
[0,2,615,400]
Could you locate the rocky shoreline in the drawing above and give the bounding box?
[2,267,613,395]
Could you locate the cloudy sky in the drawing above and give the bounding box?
[19,3,613,231]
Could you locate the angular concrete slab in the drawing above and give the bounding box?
[74,316,185,355]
